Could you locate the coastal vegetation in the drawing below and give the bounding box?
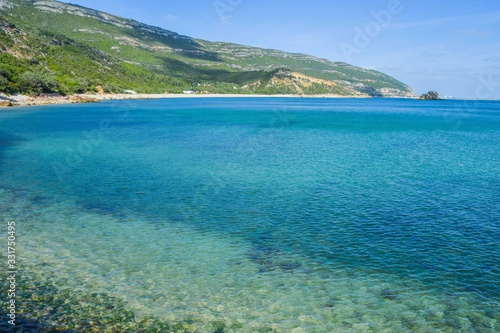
[0,18,189,95]
[0,0,415,97]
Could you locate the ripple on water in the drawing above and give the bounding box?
[0,99,498,332]
[0,189,495,333]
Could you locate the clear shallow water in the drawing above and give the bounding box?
[0,98,499,332]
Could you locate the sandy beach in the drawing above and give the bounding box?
[0,92,365,108]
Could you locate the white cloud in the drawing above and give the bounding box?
[388,11,500,31]
[456,29,490,38]
[483,56,500,63]
[165,14,179,21]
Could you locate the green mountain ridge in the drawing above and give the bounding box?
[0,0,415,97]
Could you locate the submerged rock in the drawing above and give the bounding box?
[324,298,341,308]
[257,264,276,274]
[277,262,302,272]
[380,288,398,300]
[247,244,279,266]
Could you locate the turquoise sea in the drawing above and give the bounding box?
[1,98,499,332]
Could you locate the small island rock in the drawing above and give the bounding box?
[419,91,441,100]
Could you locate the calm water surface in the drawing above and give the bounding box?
[0,98,499,332]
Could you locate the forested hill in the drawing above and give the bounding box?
[0,0,415,97]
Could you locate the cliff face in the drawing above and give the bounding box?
[1,0,415,97]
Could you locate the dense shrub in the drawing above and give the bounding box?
[19,71,60,95]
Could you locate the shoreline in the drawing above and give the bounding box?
[2,93,495,108]
[0,93,376,108]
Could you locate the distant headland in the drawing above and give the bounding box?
[0,0,414,99]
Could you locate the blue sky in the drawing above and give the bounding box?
[60,0,500,99]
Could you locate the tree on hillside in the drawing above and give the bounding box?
[19,71,59,95]
[0,75,9,93]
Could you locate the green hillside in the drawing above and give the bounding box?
[0,0,415,96]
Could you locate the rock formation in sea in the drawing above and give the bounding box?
[419,91,441,100]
